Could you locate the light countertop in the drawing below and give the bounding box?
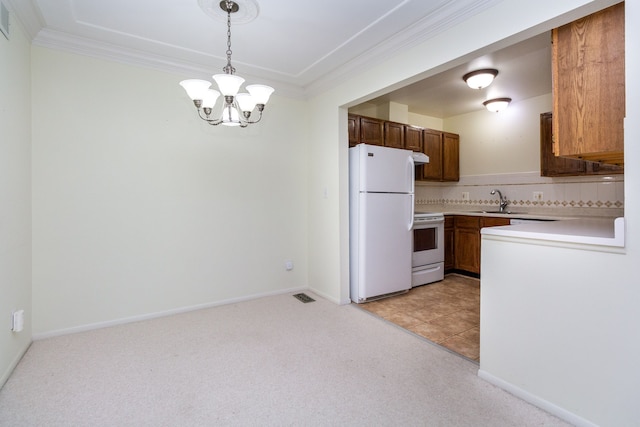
[415,208,625,248]
[417,209,617,221]
[481,217,625,248]
[439,211,578,221]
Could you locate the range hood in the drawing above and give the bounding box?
[412,152,429,165]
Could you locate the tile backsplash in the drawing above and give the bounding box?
[415,172,624,217]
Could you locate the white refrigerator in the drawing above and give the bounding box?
[349,144,415,303]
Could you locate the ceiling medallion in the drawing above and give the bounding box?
[198,0,259,24]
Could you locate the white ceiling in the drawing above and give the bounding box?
[366,33,552,118]
[8,0,552,117]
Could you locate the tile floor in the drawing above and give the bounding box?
[358,274,480,362]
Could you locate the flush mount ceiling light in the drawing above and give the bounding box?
[483,98,512,113]
[179,0,274,128]
[462,69,499,89]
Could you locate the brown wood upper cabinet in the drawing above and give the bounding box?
[348,114,426,153]
[348,114,360,147]
[348,115,384,147]
[551,2,625,166]
[405,125,423,152]
[348,115,457,179]
[540,112,623,176]
[420,130,459,182]
[384,121,405,149]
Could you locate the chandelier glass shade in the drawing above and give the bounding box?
[180,1,274,127]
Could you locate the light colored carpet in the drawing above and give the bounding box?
[0,292,569,426]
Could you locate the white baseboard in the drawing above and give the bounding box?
[307,287,347,305]
[477,369,598,427]
[1,341,31,390]
[32,286,309,341]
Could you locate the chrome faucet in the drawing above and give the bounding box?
[490,189,509,213]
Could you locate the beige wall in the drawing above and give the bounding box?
[408,113,443,130]
[446,93,552,176]
[31,48,310,335]
[348,103,444,132]
[0,13,32,386]
[347,102,381,118]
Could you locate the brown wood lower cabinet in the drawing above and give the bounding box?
[454,216,480,274]
[444,216,455,271]
[448,215,511,276]
[481,217,512,228]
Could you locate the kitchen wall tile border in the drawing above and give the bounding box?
[415,172,624,217]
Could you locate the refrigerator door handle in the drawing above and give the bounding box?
[408,154,415,231]
[407,155,415,194]
[409,193,415,231]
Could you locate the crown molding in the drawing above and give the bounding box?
[5,0,44,40]
[12,0,502,102]
[304,0,504,98]
[32,28,305,99]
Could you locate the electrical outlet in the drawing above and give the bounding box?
[533,191,544,202]
[11,310,24,332]
[285,260,294,271]
[461,192,470,201]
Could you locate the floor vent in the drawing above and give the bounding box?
[293,293,315,303]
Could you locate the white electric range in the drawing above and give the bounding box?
[412,212,445,287]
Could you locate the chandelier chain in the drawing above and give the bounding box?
[223,1,235,74]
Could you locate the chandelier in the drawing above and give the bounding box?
[179,0,274,127]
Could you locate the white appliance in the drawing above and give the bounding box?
[412,212,445,287]
[349,144,415,303]
[411,152,430,164]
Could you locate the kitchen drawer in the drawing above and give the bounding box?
[455,216,480,229]
[482,217,511,227]
[445,216,454,228]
